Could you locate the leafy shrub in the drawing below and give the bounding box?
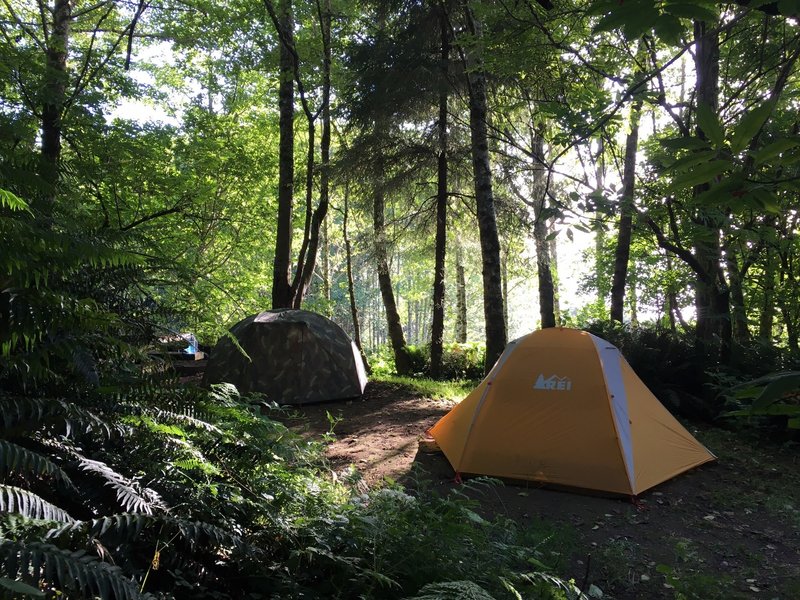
[368,343,485,380]
[720,370,800,433]
[440,342,486,380]
[581,321,710,414]
[582,321,800,421]
[289,479,582,599]
[367,344,397,377]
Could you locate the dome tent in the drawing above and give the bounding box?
[429,327,715,495]
[204,309,367,405]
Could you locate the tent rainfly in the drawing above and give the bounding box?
[429,328,715,495]
[203,309,367,405]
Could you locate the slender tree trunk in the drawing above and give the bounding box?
[530,129,556,328]
[271,0,295,308]
[322,215,330,307]
[455,242,467,342]
[501,244,509,332]
[666,254,677,333]
[782,304,799,352]
[430,16,449,378]
[629,269,639,326]
[725,249,750,345]
[610,99,643,323]
[593,138,608,307]
[289,94,318,301]
[759,246,775,341]
[462,1,506,372]
[39,0,72,218]
[374,184,411,374]
[343,181,369,371]
[291,0,332,307]
[547,219,561,323]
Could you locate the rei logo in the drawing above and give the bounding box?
[533,374,572,391]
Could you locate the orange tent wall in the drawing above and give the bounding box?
[429,328,715,495]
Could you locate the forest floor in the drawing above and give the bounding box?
[283,380,800,600]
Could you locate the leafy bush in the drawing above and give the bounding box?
[720,371,800,433]
[288,479,583,599]
[581,322,713,416]
[368,343,486,380]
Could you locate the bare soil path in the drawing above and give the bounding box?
[284,381,800,599]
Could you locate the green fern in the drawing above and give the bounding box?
[0,188,30,212]
[0,575,45,598]
[0,540,146,600]
[46,513,248,554]
[0,394,113,439]
[406,581,497,600]
[78,458,165,515]
[0,485,74,523]
[0,440,74,489]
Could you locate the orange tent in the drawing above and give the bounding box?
[429,328,715,495]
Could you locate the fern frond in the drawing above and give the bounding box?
[78,458,165,515]
[0,441,74,489]
[171,518,247,552]
[146,408,221,434]
[0,540,144,600]
[0,575,45,598]
[509,572,588,600]
[0,188,31,212]
[406,581,496,600]
[47,513,247,553]
[0,395,113,439]
[0,485,74,523]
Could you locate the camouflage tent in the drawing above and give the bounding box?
[203,309,368,404]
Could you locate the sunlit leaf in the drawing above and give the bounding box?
[752,137,800,166]
[660,137,711,151]
[730,100,774,153]
[663,2,717,22]
[696,103,725,149]
[668,159,731,190]
[667,149,716,171]
[653,13,685,45]
[751,373,800,411]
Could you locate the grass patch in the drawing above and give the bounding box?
[372,374,477,403]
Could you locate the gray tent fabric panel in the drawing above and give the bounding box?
[203,309,367,404]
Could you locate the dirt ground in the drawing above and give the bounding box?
[284,381,800,600]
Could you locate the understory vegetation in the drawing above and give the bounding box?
[0,193,583,598]
[4,0,800,597]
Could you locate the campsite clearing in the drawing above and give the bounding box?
[286,380,800,600]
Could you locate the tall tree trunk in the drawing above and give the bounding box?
[291,0,332,307]
[322,215,330,307]
[759,246,775,341]
[374,185,411,375]
[455,242,467,343]
[39,0,72,218]
[610,99,643,323]
[629,269,639,326]
[530,129,556,328]
[271,0,295,309]
[725,249,750,345]
[430,16,449,379]
[594,139,608,309]
[462,1,506,373]
[665,254,677,334]
[431,10,450,378]
[343,181,369,371]
[547,219,561,323]
[692,17,731,361]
